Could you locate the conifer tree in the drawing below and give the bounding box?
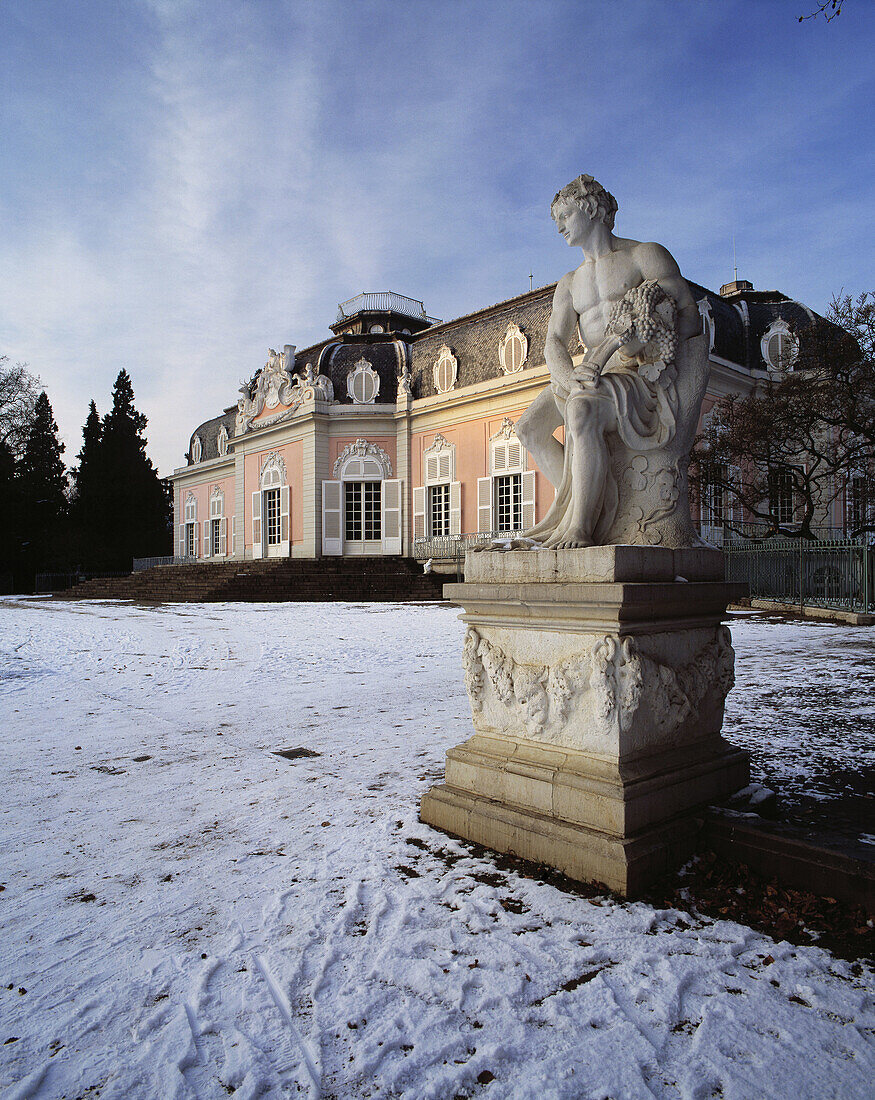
[17,391,68,571]
[0,438,18,587]
[69,399,104,565]
[94,370,170,568]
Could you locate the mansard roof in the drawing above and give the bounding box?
[408,284,556,398]
[183,274,831,466]
[188,409,235,465]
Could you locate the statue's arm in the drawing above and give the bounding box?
[545,274,579,395]
[634,243,700,340]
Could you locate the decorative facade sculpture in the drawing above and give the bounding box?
[515,174,709,549]
[236,346,300,434]
[332,439,393,478]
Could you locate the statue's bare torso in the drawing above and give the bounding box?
[515,184,698,547]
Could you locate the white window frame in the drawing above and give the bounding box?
[761,319,799,373]
[478,420,535,533]
[347,357,380,404]
[433,346,458,395]
[498,323,528,374]
[253,453,289,558]
[417,434,461,538]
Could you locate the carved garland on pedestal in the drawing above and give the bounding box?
[462,625,735,739]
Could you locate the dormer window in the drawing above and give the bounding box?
[347,358,380,404]
[433,346,458,394]
[761,319,799,372]
[216,424,228,457]
[499,323,528,374]
[190,434,202,463]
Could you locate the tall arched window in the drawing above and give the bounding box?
[203,486,226,558]
[322,440,400,557]
[477,419,535,534]
[414,434,460,539]
[252,453,289,559]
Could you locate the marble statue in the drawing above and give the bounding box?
[516,174,708,549]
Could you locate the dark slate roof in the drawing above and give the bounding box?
[408,284,557,398]
[688,281,747,366]
[188,409,236,465]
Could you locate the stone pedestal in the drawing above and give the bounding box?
[420,546,749,895]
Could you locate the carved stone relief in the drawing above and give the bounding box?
[462,625,735,743]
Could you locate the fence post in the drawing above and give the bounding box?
[799,538,804,613]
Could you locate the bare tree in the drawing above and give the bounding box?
[0,356,42,460]
[799,0,845,22]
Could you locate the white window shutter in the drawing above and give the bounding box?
[450,481,462,535]
[438,452,451,481]
[477,477,493,533]
[322,480,342,555]
[280,486,290,544]
[382,479,402,555]
[493,444,506,473]
[507,440,523,471]
[193,523,199,559]
[231,514,236,555]
[521,470,536,530]
[252,491,262,557]
[203,520,211,557]
[219,518,227,555]
[425,454,438,483]
[179,524,186,558]
[413,486,426,539]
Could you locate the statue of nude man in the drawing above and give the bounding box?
[515,175,700,548]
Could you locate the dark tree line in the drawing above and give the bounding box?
[0,363,171,590]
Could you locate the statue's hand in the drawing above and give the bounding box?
[572,361,601,386]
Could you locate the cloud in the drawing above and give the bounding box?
[1,0,873,474]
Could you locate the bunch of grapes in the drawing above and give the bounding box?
[608,280,678,366]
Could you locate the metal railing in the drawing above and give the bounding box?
[335,291,442,325]
[725,536,874,613]
[413,531,526,579]
[132,555,197,571]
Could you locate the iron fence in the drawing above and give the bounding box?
[132,555,197,571]
[724,537,874,613]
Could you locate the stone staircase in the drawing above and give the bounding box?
[61,557,446,604]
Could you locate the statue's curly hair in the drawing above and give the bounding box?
[551,174,618,229]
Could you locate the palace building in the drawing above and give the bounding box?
[169,280,830,567]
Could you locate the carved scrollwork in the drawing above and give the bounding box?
[332,439,393,478]
[236,346,303,434]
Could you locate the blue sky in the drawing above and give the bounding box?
[1,0,873,475]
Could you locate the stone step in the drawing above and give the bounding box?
[61,557,445,604]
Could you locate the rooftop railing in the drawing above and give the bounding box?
[335,291,441,325]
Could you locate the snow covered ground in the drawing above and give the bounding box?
[0,597,872,1100]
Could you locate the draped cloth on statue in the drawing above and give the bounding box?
[526,360,680,546]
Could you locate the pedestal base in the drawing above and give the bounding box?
[419,546,750,896]
[421,734,749,894]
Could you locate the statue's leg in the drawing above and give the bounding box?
[547,390,613,549]
[514,388,565,488]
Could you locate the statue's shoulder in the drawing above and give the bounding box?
[629,239,680,274]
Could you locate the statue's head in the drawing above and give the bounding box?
[551,174,618,230]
